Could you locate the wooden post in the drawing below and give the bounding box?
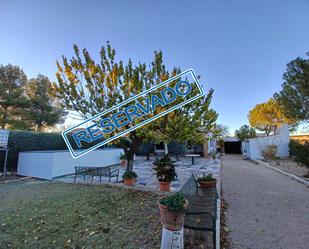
[160,226,184,249]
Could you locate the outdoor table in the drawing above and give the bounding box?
[185,154,200,165]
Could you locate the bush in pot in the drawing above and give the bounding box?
[122,171,137,186]
[209,150,217,160]
[153,155,177,191]
[119,153,127,166]
[197,173,217,188]
[158,192,188,230]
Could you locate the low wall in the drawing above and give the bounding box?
[17,148,123,180]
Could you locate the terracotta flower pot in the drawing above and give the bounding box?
[158,199,188,231]
[124,178,135,186]
[159,181,171,192]
[121,160,127,166]
[198,180,216,188]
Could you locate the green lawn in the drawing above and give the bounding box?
[0,181,161,249]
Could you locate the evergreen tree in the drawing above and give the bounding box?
[235,125,256,141]
[0,64,29,129]
[274,52,309,122]
[25,75,67,131]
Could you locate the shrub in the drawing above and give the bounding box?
[0,130,120,172]
[159,192,187,213]
[262,144,278,161]
[197,173,216,182]
[209,150,217,160]
[153,155,177,182]
[122,171,137,179]
[119,153,127,160]
[0,131,67,172]
[289,140,309,168]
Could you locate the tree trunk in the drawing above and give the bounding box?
[164,142,168,155]
[146,153,150,160]
[37,123,44,131]
[127,157,134,171]
[125,133,143,171]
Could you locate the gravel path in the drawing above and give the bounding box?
[222,155,309,249]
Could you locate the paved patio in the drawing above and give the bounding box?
[55,156,220,192]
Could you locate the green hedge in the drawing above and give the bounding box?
[0,131,67,172]
[289,140,309,168]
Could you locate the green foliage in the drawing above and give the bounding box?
[159,192,187,213]
[208,150,217,159]
[119,153,127,160]
[0,65,67,131]
[122,171,137,179]
[248,98,296,135]
[1,131,67,172]
[211,124,229,139]
[1,131,117,172]
[153,155,177,182]
[289,140,309,168]
[235,125,257,141]
[261,144,278,161]
[167,141,187,155]
[24,75,67,131]
[0,64,29,129]
[55,42,218,170]
[197,173,216,182]
[274,52,309,122]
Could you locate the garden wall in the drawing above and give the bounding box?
[18,149,123,180]
[0,130,118,172]
[243,125,290,159]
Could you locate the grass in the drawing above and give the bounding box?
[0,181,161,249]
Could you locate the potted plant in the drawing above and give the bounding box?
[122,171,137,186]
[119,153,127,166]
[196,173,217,188]
[153,155,177,192]
[158,192,188,230]
[209,150,216,160]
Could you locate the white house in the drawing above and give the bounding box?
[242,125,290,160]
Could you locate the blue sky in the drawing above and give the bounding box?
[1,0,309,134]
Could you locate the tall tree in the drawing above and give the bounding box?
[248,98,296,135]
[55,42,217,170]
[235,124,256,141]
[25,75,67,131]
[274,52,309,122]
[211,124,229,139]
[0,64,30,129]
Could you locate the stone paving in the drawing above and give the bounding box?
[56,156,220,192]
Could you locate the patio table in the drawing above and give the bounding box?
[185,154,200,165]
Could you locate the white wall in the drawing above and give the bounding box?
[17,148,124,180]
[243,125,290,159]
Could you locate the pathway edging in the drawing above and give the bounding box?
[254,159,309,186]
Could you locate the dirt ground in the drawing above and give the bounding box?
[268,159,309,178]
[222,155,309,249]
